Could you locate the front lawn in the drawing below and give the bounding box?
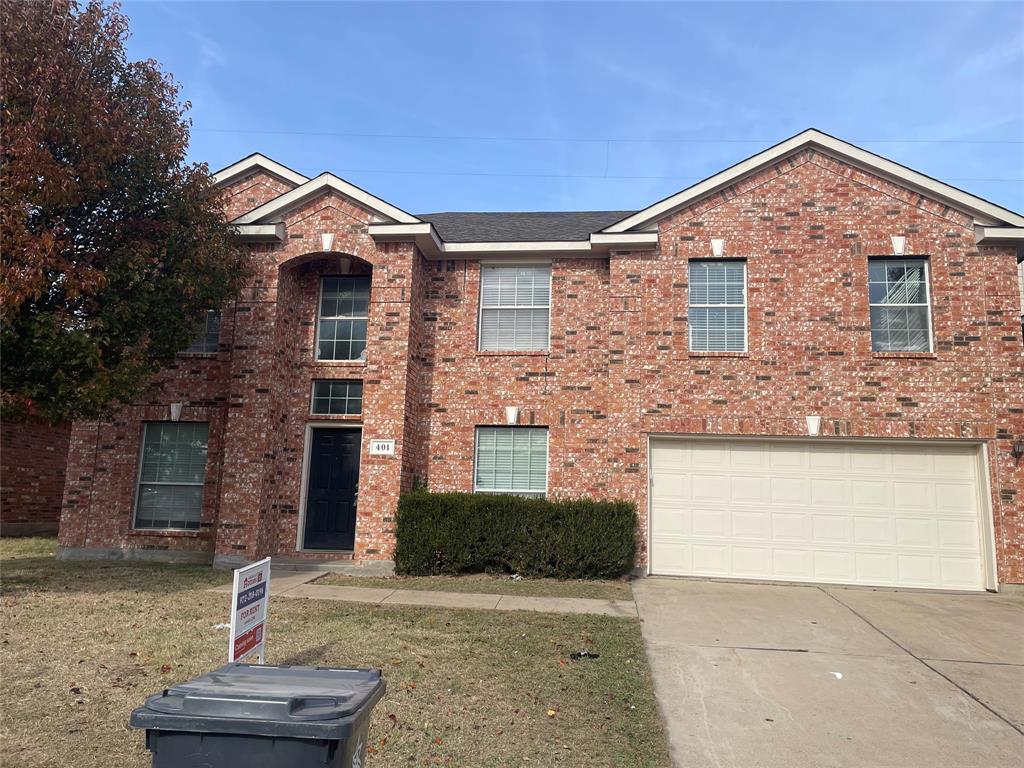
[0,538,668,767]
[315,572,634,601]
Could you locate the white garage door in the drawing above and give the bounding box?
[649,438,990,591]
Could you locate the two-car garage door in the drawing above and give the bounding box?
[649,438,992,591]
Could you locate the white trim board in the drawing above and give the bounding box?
[212,153,309,188]
[603,129,1024,233]
[234,173,420,226]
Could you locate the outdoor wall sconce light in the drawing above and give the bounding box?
[805,415,822,436]
[321,232,335,252]
[711,238,726,258]
[891,235,907,257]
[1011,441,1024,465]
[169,403,183,422]
[338,256,352,275]
[505,406,520,425]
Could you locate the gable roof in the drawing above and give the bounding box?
[232,172,420,225]
[211,152,309,188]
[417,211,633,243]
[602,128,1024,233]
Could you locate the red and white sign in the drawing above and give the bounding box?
[228,557,271,663]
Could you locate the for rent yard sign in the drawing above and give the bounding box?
[228,557,271,663]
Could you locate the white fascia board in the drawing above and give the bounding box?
[231,223,286,241]
[368,223,444,257]
[976,226,1024,259]
[604,129,1024,233]
[589,232,659,249]
[233,173,420,225]
[369,226,658,258]
[212,153,309,188]
[442,240,593,255]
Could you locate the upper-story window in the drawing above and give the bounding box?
[317,277,370,361]
[868,258,932,352]
[479,265,551,351]
[184,310,220,354]
[688,260,747,352]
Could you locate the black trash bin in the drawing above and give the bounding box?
[130,663,385,768]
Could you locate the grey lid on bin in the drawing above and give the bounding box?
[130,663,385,740]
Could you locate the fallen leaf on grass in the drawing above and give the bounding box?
[159,664,172,674]
[546,709,557,718]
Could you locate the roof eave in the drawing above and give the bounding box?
[211,153,309,188]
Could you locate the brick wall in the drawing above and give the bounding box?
[1,421,71,535]
[57,150,1024,582]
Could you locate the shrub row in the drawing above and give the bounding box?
[393,490,636,579]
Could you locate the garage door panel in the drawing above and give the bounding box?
[811,514,853,543]
[851,480,890,509]
[650,438,988,590]
[853,515,895,544]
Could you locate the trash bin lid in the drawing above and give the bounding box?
[130,664,385,739]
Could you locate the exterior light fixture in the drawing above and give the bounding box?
[891,235,907,257]
[805,415,822,436]
[1011,441,1024,465]
[711,238,726,258]
[321,232,335,252]
[505,406,520,425]
[169,403,183,422]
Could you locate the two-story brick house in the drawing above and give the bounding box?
[57,130,1024,590]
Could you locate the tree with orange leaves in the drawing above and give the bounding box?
[1,0,248,422]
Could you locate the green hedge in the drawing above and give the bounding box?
[393,490,636,579]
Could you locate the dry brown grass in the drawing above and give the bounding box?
[315,572,634,600]
[1,538,669,767]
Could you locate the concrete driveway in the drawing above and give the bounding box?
[633,579,1024,768]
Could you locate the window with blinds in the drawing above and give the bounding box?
[688,260,747,352]
[869,258,932,352]
[478,265,551,351]
[474,427,548,495]
[134,422,209,530]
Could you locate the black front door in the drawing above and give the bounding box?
[303,428,360,550]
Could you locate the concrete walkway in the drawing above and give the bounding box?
[210,568,638,618]
[634,578,1024,768]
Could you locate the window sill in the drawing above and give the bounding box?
[871,352,937,360]
[177,352,218,359]
[128,528,203,538]
[312,360,368,367]
[309,413,363,421]
[476,350,550,357]
[687,352,749,359]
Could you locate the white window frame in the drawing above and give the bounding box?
[132,421,209,531]
[477,262,552,352]
[473,426,549,496]
[309,379,364,416]
[868,257,934,353]
[688,259,748,353]
[315,275,371,362]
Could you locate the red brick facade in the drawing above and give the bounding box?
[57,143,1024,583]
[2,421,71,535]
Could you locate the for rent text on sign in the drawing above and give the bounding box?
[228,557,271,663]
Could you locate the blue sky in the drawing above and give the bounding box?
[123,1,1024,215]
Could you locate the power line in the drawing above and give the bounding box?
[192,126,1024,145]
[233,163,1024,183]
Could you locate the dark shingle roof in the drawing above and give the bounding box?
[416,211,634,243]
